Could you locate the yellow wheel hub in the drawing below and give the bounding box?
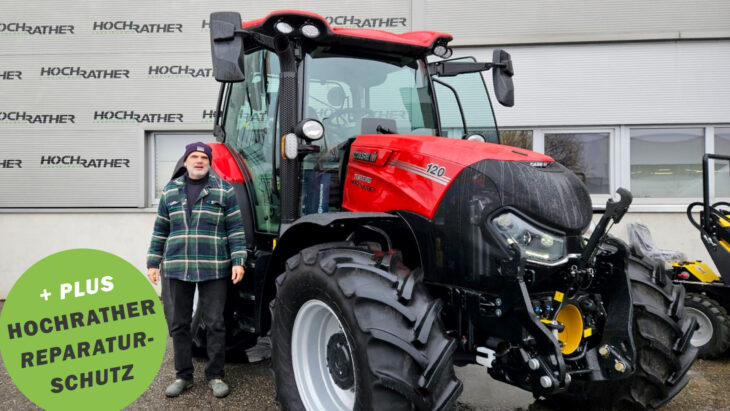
[555,304,583,355]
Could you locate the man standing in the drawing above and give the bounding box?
[146,142,246,398]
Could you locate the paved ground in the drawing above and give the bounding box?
[1,298,729,410]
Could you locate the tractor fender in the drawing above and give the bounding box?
[256,211,424,334]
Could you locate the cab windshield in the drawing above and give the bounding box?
[304,48,438,153]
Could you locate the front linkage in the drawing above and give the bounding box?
[448,190,696,407]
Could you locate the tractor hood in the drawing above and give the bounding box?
[343,134,593,234]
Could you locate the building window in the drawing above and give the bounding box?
[715,127,730,197]
[630,128,704,198]
[545,132,610,194]
[500,130,533,150]
[150,132,215,204]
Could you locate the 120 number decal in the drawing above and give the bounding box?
[426,163,446,177]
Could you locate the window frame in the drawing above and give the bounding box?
[146,131,216,206]
[500,126,617,206]
[500,124,730,211]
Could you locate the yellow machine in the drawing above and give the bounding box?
[676,154,730,359]
[629,154,730,359]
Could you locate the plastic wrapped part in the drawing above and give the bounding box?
[626,222,686,263]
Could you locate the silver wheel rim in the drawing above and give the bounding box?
[291,299,356,411]
[686,306,714,347]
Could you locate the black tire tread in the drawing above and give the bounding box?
[547,256,697,410]
[271,242,462,411]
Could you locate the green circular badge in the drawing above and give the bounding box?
[0,249,167,410]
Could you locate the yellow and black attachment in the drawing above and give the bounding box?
[534,291,596,356]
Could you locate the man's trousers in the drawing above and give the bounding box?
[166,277,227,380]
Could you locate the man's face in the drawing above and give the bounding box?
[184,152,210,179]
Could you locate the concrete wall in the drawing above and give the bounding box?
[0,212,158,298]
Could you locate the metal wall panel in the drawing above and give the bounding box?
[455,40,730,127]
[422,0,730,46]
[0,130,139,207]
[0,1,412,55]
[0,1,412,208]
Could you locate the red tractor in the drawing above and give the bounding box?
[187,10,697,410]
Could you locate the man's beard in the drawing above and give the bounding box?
[187,165,210,179]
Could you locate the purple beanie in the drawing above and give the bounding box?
[183,142,212,162]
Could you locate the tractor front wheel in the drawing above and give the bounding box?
[685,292,730,359]
[546,256,697,410]
[271,243,462,411]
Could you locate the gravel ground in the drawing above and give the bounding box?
[2,342,729,410]
[1,296,729,410]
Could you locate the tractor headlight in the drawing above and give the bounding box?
[296,119,324,140]
[301,24,321,39]
[275,20,294,35]
[492,212,566,264]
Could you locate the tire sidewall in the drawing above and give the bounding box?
[272,268,373,411]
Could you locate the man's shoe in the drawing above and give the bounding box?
[165,379,193,397]
[208,378,230,398]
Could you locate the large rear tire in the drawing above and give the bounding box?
[684,292,730,359]
[547,256,697,410]
[271,243,462,411]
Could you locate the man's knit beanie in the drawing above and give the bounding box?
[183,142,212,162]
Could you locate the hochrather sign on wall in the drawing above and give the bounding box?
[0,0,411,208]
[0,133,139,208]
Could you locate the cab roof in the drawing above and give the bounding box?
[242,10,453,58]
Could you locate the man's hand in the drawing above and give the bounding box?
[147,268,160,285]
[232,265,245,284]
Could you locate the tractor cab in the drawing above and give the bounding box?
[210,10,513,233]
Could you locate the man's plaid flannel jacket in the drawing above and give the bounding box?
[146,173,247,281]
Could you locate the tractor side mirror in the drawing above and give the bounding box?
[210,12,245,82]
[492,49,514,107]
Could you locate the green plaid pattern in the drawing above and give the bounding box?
[147,174,247,281]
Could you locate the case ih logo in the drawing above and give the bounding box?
[40,155,130,169]
[0,159,22,168]
[92,21,182,33]
[40,67,130,80]
[0,112,74,124]
[0,23,74,35]
[1,71,22,80]
[148,65,212,78]
[93,111,183,123]
[352,151,378,163]
[324,16,407,28]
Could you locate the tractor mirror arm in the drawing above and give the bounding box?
[428,61,502,77]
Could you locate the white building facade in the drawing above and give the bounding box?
[1,0,729,297]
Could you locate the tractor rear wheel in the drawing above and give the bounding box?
[546,256,698,410]
[685,292,730,359]
[271,243,462,411]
